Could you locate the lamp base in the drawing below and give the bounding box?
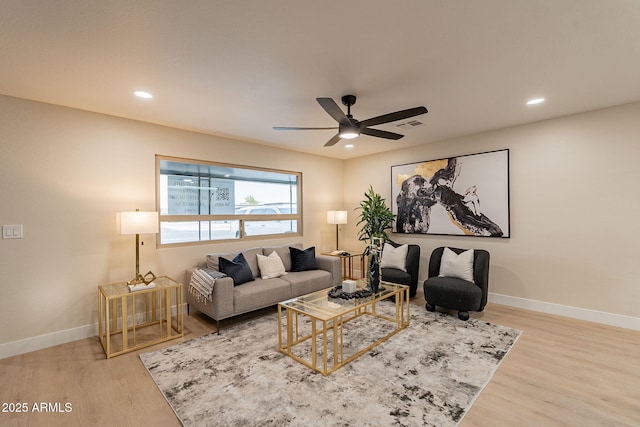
[127,271,157,286]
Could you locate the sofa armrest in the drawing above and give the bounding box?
[184,268,235,320]
[184,267,197,285]
[209,277,235,319]
[315,255,342,286]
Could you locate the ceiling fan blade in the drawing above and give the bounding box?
[358,106,428,128]
[316,98,350,124]
[361,128,404,140]
[324,133,342,147]
[273,126,337,130]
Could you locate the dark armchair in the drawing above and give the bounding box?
[423,246,489,320]
[381,242,421,298]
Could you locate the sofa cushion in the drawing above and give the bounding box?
[263,243,302,272]
[380,243,408,272]
[282,270,334,295]
[439,247,475,283]
[206,247,262,278]
[290,246,319,272]
[233,277,291,313]
[241,247,263,278]
[257,251,287,279]
[206,251,236,270]
[219,253,254,286]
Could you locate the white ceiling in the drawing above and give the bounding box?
[2,1,639,159]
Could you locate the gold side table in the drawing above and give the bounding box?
[98,276,184,358]
[322,251,365,280]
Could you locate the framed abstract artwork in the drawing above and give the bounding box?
[391,149,510,237]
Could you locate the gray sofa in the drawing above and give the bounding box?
[185,243,341,332]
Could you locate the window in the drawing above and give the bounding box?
[156,155,301,245]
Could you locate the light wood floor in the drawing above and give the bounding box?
[1,294,639,427]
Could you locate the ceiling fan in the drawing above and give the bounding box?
[273,95,428,147]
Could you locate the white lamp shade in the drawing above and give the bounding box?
[327,210,348,225]
[119,211,159,235]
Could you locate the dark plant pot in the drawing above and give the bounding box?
[369,252,380,293]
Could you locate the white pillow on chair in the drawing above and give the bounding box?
[438,247,475,283]
[380,243,408,272]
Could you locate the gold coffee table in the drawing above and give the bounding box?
[277,281,409,376]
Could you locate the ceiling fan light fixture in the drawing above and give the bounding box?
[338,123,360,139]
[339,131,359,139]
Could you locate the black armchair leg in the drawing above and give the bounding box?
[458,311,470,321]
[425,302,436,312]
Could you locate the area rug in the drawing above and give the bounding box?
[140,302,521,427]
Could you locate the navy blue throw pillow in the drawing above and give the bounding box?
[290,246,319,272]
[219,253,254,286]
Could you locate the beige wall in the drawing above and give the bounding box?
[0,95,344,346]
[342,101,640,319]
[2,94,639,353]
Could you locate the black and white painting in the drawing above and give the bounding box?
[392,149,509,237]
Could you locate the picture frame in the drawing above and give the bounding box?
[391,149,510,237]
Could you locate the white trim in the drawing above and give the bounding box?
[3,297,639,360]
[0,303,187,360]
[0,323,98,360]
[488,293,640,331]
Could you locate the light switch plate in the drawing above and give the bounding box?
[2,225,23,239]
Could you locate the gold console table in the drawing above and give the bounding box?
[98,276,184,358]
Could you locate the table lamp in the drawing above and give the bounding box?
[327,210,347,251]
[119,209,159,285]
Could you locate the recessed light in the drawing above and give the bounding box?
[344,144,354,149]
[133,90,153,99]
[526,97,545,105]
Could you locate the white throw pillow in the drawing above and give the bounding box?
[438,247,475,283]
[380,243,408,272]
[256,251,287,279]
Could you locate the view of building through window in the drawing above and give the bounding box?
[157,156,301,245]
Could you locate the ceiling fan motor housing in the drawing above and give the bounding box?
[341,94,357,107]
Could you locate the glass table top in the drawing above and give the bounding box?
[279,280,405,320]
[99,276,180,298]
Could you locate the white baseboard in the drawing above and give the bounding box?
[3,297,639,360]
[0,323,98,360]
[488,292,640,331]
[0,304,185,360]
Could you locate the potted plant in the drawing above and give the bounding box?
[356,185,395,248]
[356,185,395,292]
